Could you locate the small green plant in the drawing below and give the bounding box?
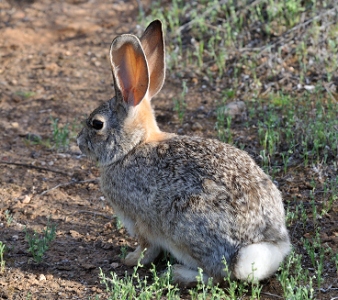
[120,245,128,260]
[0,241,5,273]
[4,210,13,226]
[173,80,188,124]
[303,228,328,289]
[334,252,338,276]
[277,250,315,299]
[99,258,179,299]
[50,117,70,150]
[25,221,57,263]
[15,90,36,99]
[114,215,124,230]
[215,112,233,144]
[25,292,32,300]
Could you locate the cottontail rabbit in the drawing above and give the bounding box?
[77,20,291,285]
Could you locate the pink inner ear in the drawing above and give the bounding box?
[111,37,149,107]
[140,20,165,99]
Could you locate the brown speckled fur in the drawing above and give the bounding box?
[77,20,290,283]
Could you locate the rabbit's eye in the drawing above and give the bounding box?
[91,119,104,130]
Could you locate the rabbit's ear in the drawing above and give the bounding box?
[140,20,165,99]
[110,34,149,107]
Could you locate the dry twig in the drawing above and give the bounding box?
[40,179,99,196]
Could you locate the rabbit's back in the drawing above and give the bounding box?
[101,136,288,261]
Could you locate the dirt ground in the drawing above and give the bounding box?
[0,0,337,299]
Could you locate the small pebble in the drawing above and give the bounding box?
[46,274,53,280]
[38,274,47,281]
[192,122,203,131]
[110,262,120,269]
[221,101,247,119]
[22,194,31,204]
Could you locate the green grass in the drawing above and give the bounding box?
[50,117,72,151]
[140,0,338,90]
[99,262,179,299]
[25,221,57,263]
[98,259,265,300]
[25,117,78,151]
[15,90,36,99]
[0,241,5,273]
[4,210,13,226]
[248,91,338,172]
[173,80,188,124]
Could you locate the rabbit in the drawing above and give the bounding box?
[77,19,291,286]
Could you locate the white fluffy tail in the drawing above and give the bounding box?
[234,241,291,281]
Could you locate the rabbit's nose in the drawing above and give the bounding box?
[77,138,87,154]
[76,132,84,147]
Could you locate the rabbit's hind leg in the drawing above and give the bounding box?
[234,241,291,281]
[124,244,161,266]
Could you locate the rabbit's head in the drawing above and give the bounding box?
[77,20,168,165]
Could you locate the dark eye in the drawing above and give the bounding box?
[91,119,104,130]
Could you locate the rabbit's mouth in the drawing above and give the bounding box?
[77,133,91,155]
[77,142,88,155]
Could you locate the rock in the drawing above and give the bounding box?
[177,128,184,135]
[220,101,247,120]
[81,263,96,270]
[191,122,203,131]
[304,85,315,91]
[46,274,54,280]
[38,274,47,281]
[110,262,120,269]
[21,194,31,204]
[11,122,19,128]
[182,123,190,130]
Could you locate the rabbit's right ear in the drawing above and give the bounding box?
[110,35,149,107]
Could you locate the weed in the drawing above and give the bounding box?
[15,90,36,99]
[114,216,124,230]
[120,245,128,260]
[173,80,188,124]
[277,250,315,299]
[4,210,13,226]
[25,221,57,263]
[334,253,338,276]
[50,117,70,150]
[0,241,5,273]
[99,259,179,299]
[215,108,233,144]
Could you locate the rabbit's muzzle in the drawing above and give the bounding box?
[77,130,89,155]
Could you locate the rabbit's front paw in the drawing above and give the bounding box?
[171,264,209,287]
[124,246,142,266]
[123,245,161,266]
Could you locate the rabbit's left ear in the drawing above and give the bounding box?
[110,34,149,107]
[140,20,165,99]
